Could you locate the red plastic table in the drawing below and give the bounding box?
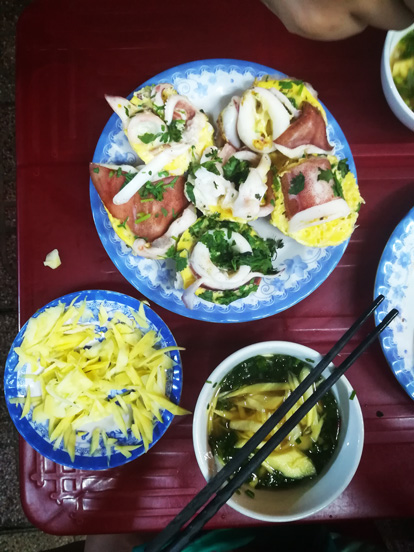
[16,0,414,535]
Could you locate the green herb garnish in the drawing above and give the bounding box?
[289,172,305,195]
[223,156,250,189]
[185,182,196,204]
[137,132,159,144]
[165,246,188,271]
[117,217,129,229]
[318,168,334,182]
[135,213,151,224]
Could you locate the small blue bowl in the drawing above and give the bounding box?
[4,289,183,470]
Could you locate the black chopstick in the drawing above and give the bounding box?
[145,296,396,552]
[164,307,398,552]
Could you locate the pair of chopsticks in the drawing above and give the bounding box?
[145,296,397,552]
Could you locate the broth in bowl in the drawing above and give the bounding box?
[193,341,364,522]
[208,354,340,491]
[391,29,414,111]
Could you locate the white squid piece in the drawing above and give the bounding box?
[105,95,140,130]
[288,199,351,234]
[150,83,175,107]
[126,112,166,150]
[232,154,271,220]
[164,95,197,125]
[217,96,241,149]
[237,87,291,153]
[182,230,279,309]
[191,167,238,214]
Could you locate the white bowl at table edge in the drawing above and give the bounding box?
[381,23,414,131]
[192,341,364,523]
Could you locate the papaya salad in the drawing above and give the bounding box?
[90,78,363,308]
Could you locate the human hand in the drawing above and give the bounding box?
[261,0,414,40]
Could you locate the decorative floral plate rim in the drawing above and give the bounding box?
[90,58,355,323]
[4,289,183,469]
[374,207,414,400]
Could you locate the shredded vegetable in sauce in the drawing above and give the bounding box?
[391,29,414,111]
[208,354,340,489]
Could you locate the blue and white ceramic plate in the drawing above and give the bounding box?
[90,59,356,323]
[4,290,183,469]
[374,207,414,400]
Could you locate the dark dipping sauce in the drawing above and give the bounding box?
[208,354,340,489]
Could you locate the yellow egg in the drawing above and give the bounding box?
[255,78,327,123]
[127,109,214,171]
[106,209,136,248]
[270,156,364,247]
[176,230,198,290]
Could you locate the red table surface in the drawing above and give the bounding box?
[16,0,414,536]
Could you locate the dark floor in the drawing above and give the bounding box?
[0,2,413,551]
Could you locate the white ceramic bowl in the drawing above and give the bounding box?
[192,341,364,522]
[381,23,414,131]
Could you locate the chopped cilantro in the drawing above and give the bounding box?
[223,156,250,188]
[279,81,293,89]
[138,132,159,144]
[161,207,168,217]
[165,246,188,271]
[139,178,176,202]
[318,168,334,182]
[337,159,350,178]
[350,390,356,401]
[158,170,169,178]
[172,208,177,219]
[138,120,185,145]
[356,202,362,212]
[93,167,100,174]
[199,228,280,274]
[270,166,281,192]
[205,149,222,163]
[332,175,344,198]
[188,148,221,177]
[109,170,114,178]
[123,106,130,118]
[117,217,129,229]
[289,172,305,195]
[116,167,122,177]
[185,182,196,204]
[119,171,136,191]
[244,489,255,499]
[289,97,298,108]
[305,358,315,363]
[270,199,275,206]
[160,119,185,143]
